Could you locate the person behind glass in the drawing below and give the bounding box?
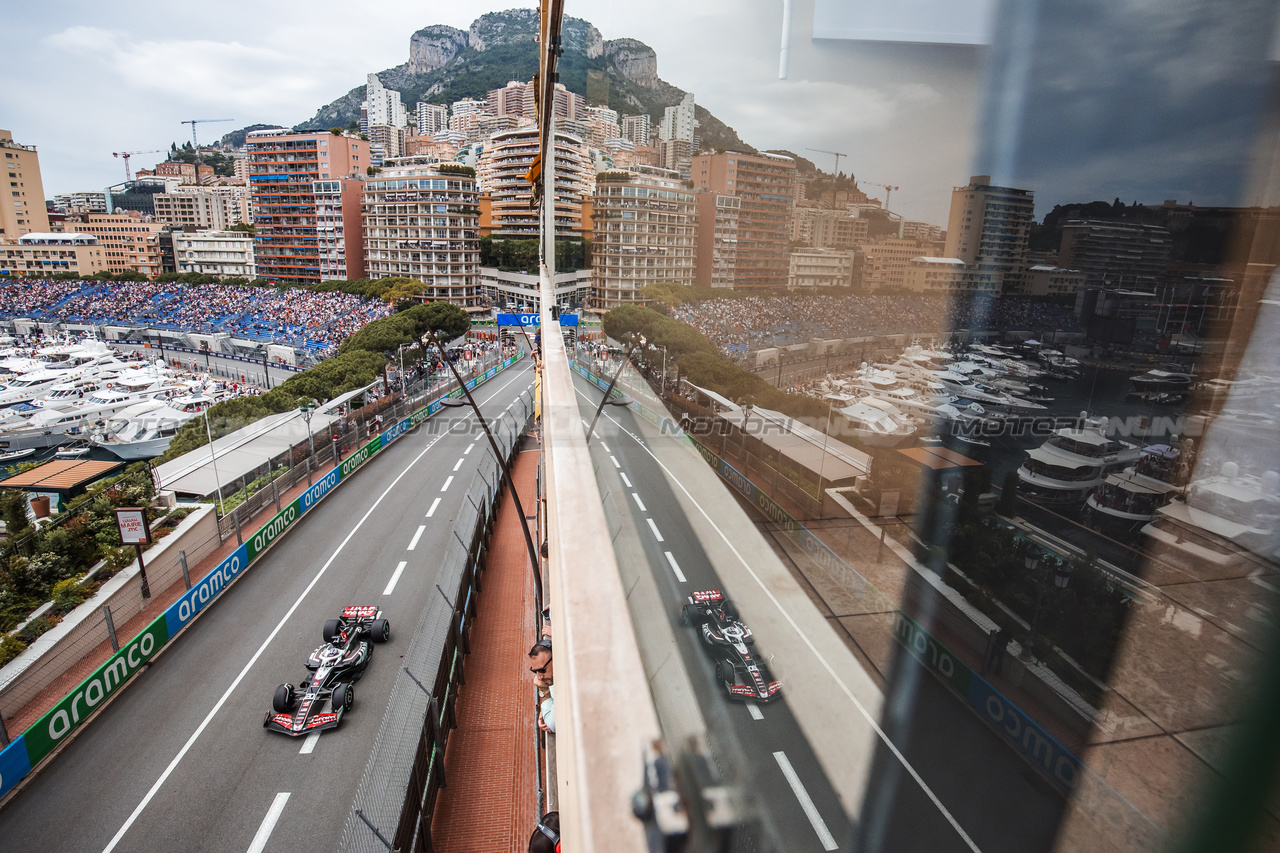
[528,637,554,733]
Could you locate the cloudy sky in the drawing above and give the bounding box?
[3,0,1276,226]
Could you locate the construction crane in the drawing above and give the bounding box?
[805,147,848,177]
[112,149,162,182]
[177,117,232,151]
[863,180,901,211]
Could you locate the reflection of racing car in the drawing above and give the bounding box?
[681,590,781,703]
[263,606,391,736]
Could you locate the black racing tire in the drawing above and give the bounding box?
[322,618,341,642]
[370,618,391,643]
[714,661,726,685]
[272,683,295,713]
[334,683,354,712]
[681,605,690,626]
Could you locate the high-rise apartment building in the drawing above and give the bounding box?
[367,125,407,163]
[246,129,369,285]
[52,192,108,215]
[363,73,407,131]
[314,179,364,281]
[788,248,855,289]
[691,151,797,288]
[694,193,740,288]
[476,128,591,238]
[0,129,50,239]
[620,115,651,147]
[802,210,869,249]
[362,158,481,306]
[859,236,940,291]
[154,161,214,185]
[153,188,228,230]
[70,213,165,277]
[943,175,1035,294]
[902,257,1003,295]
[1057,220,1173,287]
[659,94,696,142]
[452,98,490,119]
[551,84,586,123]
[0,233,106,277]
[173,230,256,279]
[487,81,535,118]
[416,103,449,135]
[592,166,696,307]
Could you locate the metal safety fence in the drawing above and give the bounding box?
[0,519,222,732]
[340,391,534,853]
[209,349,517,543]
[0,354,528,801]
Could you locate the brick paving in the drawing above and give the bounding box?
[431,443,539,853]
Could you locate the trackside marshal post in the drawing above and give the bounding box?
[115,507,153,598]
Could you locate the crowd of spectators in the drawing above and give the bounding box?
[671,294,1082,359]
[0,279,394,356]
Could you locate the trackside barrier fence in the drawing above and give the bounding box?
[211,349,516,542]
[339,393,534,853]
[566,357,1162,845]
[0,511,221,725]
[0,353,527,802]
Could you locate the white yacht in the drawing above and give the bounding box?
[1130,369,1194,393]
[836,400,918,447]
[91,398,205,460]
[1016,415,1142,505]
[0,368,180,450]
[1084,442,1189,531]
[1141,463,1280,576]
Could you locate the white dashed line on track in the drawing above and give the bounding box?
[425,498,441,518]
[407,525,426,551]
[464,443,475,454]
[663,551,687,582]
[609,455,620,469]
[619,472,633,488]
[299,732,320,754]
[452,458,464,472]
[383,561,408,596]
[246,792,291,853]
[747,702,764,721]
[773,752,838,850]
[632,493,647,512]
[646,518,664,542]
[441,476,454,491]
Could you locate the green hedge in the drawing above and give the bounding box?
[157,302,471,463]
[601,305,827,422]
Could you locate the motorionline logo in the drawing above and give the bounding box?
[675,414,1205,440]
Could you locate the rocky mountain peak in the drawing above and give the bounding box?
[409,25,468,75]
[604,38,658,89]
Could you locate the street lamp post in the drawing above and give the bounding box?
[1020,548,1071,663]
[299,401,317,460]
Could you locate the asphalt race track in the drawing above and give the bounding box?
[570,369,1064,853]
[0,362,534,853]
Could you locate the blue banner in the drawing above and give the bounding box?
[299,466,341,514]
[163,543,249,637]
[496,313,540,326]
[0,736,31,799]
[965,675,1079,789]
[380,417,412,446]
